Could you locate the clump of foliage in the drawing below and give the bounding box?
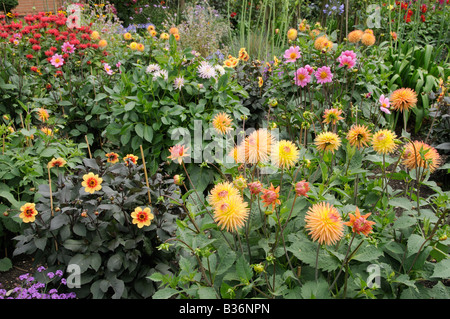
[13,156,183,298]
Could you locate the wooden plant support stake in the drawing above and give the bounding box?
[140,145,152,205]
[85,135,92,159]
[47,166,54,216]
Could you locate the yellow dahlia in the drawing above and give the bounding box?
[314,131,341,154]
[212,112,233,135]
[372,129,397,154]
[131,207,154,228]
[390,88,418,112]
[402,140,441,173]
[287,28,298,41]
[19,203,38,223]
[213,194,249,232]
[305,202,344,246]
[81,172,103,194]
[346,124,372,149]
[271,140,300,169]
[123,32,132,40]
[207,181,240,207]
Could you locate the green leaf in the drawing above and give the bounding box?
[300,278,330,299]
[431,259,450,279]
[152,287,180,299]
[107,253,123,272]
[389,197,413,211]
[0,257,13,272]
[143,125,153,142]
[236,255,252,284]
[407,234,426,257]
[198,287,217,299]
[135,123,144,138]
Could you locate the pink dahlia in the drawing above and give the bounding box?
[61,41,75,54]
[337,54,356,69]
[50,54,64,68]
[304,64,314,75]
[283,46,301,63]
[315,66,333,84]
[294,67,311,87]
[379,94,391,114]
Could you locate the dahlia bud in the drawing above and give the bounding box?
[173,174,184,186]
[233,175,247,190]
[248,181,263,195]
[295,180,310,197]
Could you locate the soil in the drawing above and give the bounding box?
[0,255,43,292]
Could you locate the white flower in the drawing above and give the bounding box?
[146,63,160,74]
[154,69,168,81]
[214,65,225,76]
[197,61,217,79]
[173,76,185,90]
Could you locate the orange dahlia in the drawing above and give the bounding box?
[390,88,418,112]
[47,157,67,169]
[314,35,332,52]
[361,32,376,46]
[131,207,154,228]
[105,152,119,164]
[344,207,375,236]
[212,112,233,135]
[402,140,441,173]
[19,203,38,223]
[123,154,139,166]
[81,172,103,194]
[167,145,189,165]
[346,124,372,149]
[243,129,275,164]
[322,108,344,125]
[261,183,281,211]
[305,202,344,245]
[347,30,363,43]
[36,108,49,122]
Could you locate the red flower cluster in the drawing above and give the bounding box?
[0,11,106,73]
[394,1,428,23]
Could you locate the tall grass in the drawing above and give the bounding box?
[227,0,296,60]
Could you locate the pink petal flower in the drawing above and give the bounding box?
[50,54,64,68]
[283,46,301,63]
[315,66,333,84]
[294,67,311,87]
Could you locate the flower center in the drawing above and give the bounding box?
[320,71,328,79]
[88,178,97,187]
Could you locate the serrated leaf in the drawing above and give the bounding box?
[431,259,450,279]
